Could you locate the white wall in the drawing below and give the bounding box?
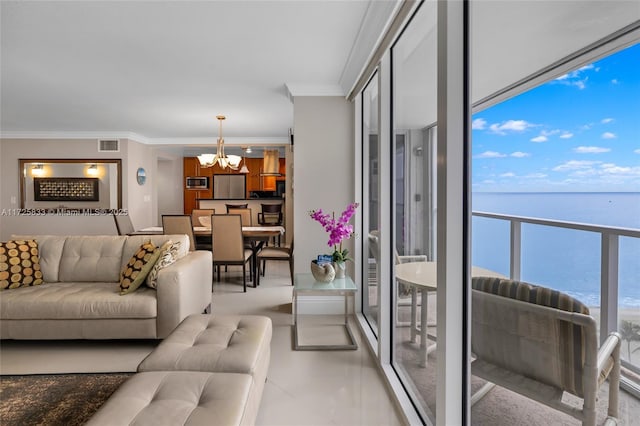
[0,138,182,239]
[293,96,355,278]
[156,157,183,224]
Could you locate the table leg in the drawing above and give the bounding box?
[410,286,418,343]
[419,288,428,367]
[344,291,348,325]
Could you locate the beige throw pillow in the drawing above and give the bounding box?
[145,240,182,289]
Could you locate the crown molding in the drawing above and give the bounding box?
[339,0,402,95]
[0,132,289,146]
[148,137,290,145]
[284,83,345,102]
[0,131,152,144]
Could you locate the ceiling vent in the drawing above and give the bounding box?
[98,139,120,152]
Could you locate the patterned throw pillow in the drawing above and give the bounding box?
[120,241,161,295]
[0,240,44,290]
[145,240,182,289]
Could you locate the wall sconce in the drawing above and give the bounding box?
[31,164,44,176]
[87,164,99,176]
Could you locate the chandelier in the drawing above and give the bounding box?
[197,115,241,169]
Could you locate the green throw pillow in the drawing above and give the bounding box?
[120,241,161,295]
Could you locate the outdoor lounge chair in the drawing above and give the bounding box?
[471,276,621,426]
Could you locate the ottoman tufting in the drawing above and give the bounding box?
[135,314,272,425]
[86,371,253,426]
[138,314,272,377]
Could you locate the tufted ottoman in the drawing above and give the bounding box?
[88,315,273,426]
[86,371,254,426]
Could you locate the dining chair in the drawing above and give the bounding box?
[258,204,283,245]
[225,203,248,212]
[211,214,253,292]
[162,215,208,252]
[368,230,429,327]
[113,213,135,235]
[228,208,252,226]
[257,240,293,286]
[191,209,215,228]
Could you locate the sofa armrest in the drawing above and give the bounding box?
[155,250,213,338]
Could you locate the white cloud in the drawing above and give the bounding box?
[553,160,601,172]
[489,120,535,135]
[510,151,530,158]
[554,64,597,90]
[523,173,548,179]
[573,146,611,154]
[600,164,640,176]
[472,118,487,130]
[482,180,496,184]
[500,172,515,177]
[560,132,574,139]
[612,79,619,85]
[602,132,617,139]
[601,118,614,124]
[634,149,640,154]
[476,151,507,158]
[531,135,548,143]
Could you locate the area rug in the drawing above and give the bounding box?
[0,373,132,426]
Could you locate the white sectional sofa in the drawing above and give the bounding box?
[0,234,212,340]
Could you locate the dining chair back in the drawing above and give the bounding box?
[113,213,135,235]
[228,208,252,226]
[162,215,197,251]
[225,203,248,212]
[191,209,215,228]
[211,214,253,292]
[257,239,293,286]
[258,203,283,245]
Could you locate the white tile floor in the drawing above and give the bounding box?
[0,261,405,425]
[213,262,405,426]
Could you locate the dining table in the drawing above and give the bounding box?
[138,225,285,286]
[394,261,505,367]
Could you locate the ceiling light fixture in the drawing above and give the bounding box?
[239,148,250,174]
[197,115,241,170]
[87,164,98,176]
[32,164,44,176]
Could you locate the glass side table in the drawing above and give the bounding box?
[293,273,358,350]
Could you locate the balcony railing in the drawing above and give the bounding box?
[472,211,640,397]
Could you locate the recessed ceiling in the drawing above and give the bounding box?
[0,1,386,143]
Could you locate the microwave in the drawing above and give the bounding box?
[185,176,209,189]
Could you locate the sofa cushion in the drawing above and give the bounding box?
[119,241,161,295]
[58,236,127,283]
[0,281,157,320]
[146,240,181,289]
[86,371,252,426]
[0,240,44,290]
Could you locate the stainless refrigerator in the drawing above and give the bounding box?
[213,174,246,199]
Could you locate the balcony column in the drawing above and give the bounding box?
[510,220,522,281]
[600,232,619,345]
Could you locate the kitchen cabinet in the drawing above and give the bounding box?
[183,157,212,214]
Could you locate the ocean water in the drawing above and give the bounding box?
[471,192,640,308]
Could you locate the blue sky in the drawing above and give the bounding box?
[472,43,640,192]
